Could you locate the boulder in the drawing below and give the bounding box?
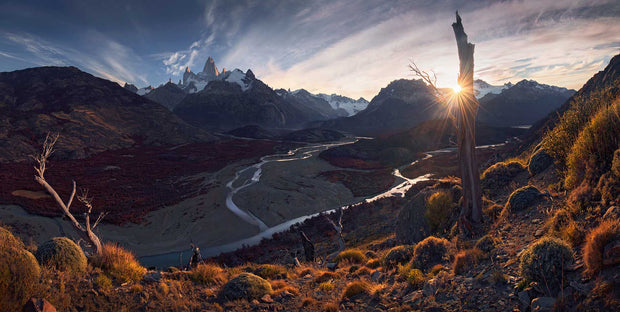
[395,191,431,244]
[221,273,272,301]
[505,186,543,212]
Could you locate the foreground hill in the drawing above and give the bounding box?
[0,66,213,162]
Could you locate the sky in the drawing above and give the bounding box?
[0,0,618,100]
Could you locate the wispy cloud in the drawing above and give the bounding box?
[2,31,149,85]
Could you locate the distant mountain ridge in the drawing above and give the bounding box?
[0,66,212,162]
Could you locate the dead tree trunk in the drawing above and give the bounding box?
[299,231,315,262]
[452,11,482,229]
[325,207,345,269]
[33,133,106,255]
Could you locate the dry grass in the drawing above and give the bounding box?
[343,281,371,298]
[270,280,300,296]
[249,263,289,280]
[191,263,225,286]
[453,248,484,275]
[89,243,146,283]
[322,302,340,312]
[302,296,318,307]
[318,281,334,292]
[314,271,339,283]
[584,220,620,276]
[335,249,367,264]
[412,236,451,272]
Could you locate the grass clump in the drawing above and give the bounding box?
[318,281,334,292]
[453,248,484,275]
[504,185,542,213]
[406,268,425,288]
[90,243,146,283]
[0,226,41,311]
[94,274,113,292]
[613,148,620,177]
[365,258,382,269]
[475,235,499,254]
[35,237,87,273]
[343,281,371,298]
[334,249,366,264]
[584,220,620,276]
[314,271,338,283]
[481,161,525,193]
[383,245,414,268]
[565,100,620,189]
[412,236,451,272]
[322,302,339,312]
[425,191,454,233]
[221,272,272,301]
[250,263,288,280]
[519,237,574,294]
[191,263,224,285]
[546,209,583,247]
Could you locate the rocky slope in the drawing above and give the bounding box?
[144,81,187,110]
[0,66,213,162]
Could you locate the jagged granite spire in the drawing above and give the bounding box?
[203,56,219,79]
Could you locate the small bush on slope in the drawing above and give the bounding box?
[425,191,454,233]
[35,237,87,273]
[411,236,451,272]
[221,272,272,301]
[383,245,414,268]
[343,281,371,298]
[519,237,574,294]
[453,248,484,275]
[584,220,620,276]
[0,226,41,311]
[504,185,542,213]
[565,99,620,189]
[90,243,146,283]
[481,161,525,193]
[335,249,366,264]
[192,263,225,285]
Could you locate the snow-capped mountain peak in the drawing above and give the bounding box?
[316,93,369,116]
[473,79,512,99]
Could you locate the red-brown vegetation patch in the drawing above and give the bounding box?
[319,155,385,170]
[0,139,288,224]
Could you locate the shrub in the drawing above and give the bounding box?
[0,227,41,311]
[613,148,620,177]
[322,302,339,312]
[546,209,583,247]
[565,100,620,189]
[528,149,554,176]
[453,248,484,275]
[335,249,366,264]
[475,235,499,254]
[314,271,338,284]
[568,183,595,210]
[192,263,224,285]
[250,264,288,280]
[425,191,454,233]
[318,281,334,292]
[35,237,87,273]
[90,243,146,283]
[584,220,620,276]
[504,185,542,213]
[157,281,169,295]
[597,172,620,205]
[481,161,525,193]
[94,274,113,292]
[412,236,450,272]
[383,245,414,268]
[407,268,425,288]
[519,237,574,294]
[221,272,272,301]
[343,281,371,298]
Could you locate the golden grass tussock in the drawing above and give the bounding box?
[342,281,371,298]
[314,271,339,284]
[335,249,367,264]
[453,248,484,275]
[191,263,225,286]
[584,220,620,276]
[425,190,454,233]
[318,281,335,292]
[322,302,340,312]
[90,242,146,283]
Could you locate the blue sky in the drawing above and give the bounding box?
[1,0,618,99]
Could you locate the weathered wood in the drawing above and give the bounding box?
[299,231,315,262]
[33,133,105,255]
[452,11,482,227]
[325,207,345,264]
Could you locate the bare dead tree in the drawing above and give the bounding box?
[409,12,482,234]
[452,11,482,231]
[325,207,344,269]
[33,133,106,255]
[299,230,315,262]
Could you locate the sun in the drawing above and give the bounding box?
[452,84,462,93]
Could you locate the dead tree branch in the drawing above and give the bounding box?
[33,133,104,255]
[325,207,345,268]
